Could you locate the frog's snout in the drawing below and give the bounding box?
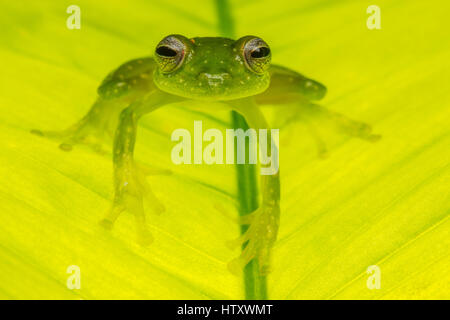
[198,72,231,87]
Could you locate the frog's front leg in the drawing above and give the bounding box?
[32,57,157,153]
[99,90,183,245]
[31,98,124,153]
[255,65,380,157]
[225,100,280,275]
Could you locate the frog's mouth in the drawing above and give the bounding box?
[197,72,231,87]
[154,68,270,101]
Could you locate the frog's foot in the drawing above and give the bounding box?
[30,99,117,154]
[226,204,280,276]
[282,103,381,158]
[99,162,166,245]
[303,103,381,142]
[31,124,109,155]
[327,111,381,142]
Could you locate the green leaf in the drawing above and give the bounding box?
[0,0,448,299]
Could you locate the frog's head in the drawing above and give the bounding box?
[153,35,271,101]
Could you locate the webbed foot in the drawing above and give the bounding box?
[30,99,118,154]
[225,204,280,276]
[31,126,109,154]
[99,161,167,245]
[280,102,381,158]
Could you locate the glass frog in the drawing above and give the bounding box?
[32,35,379,275]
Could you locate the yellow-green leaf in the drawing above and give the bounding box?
[0,0,448,299]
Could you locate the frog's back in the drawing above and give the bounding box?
[98,57,157,99]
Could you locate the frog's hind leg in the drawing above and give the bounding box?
[31,98,123,153]
[270,102,380,158]
[256,65,380,157]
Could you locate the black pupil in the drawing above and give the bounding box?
[250,47,270,58]
[156,46,178,57]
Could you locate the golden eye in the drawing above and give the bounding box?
[240,36,271,74]
[155,35,188,73]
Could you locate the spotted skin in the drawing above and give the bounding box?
[98,57,156,99]
[32,35,379,275]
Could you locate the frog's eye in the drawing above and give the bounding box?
[240,36,271,74]
[156,46,177,57]
[155,35,188,73]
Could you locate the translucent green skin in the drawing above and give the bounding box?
[153,37,270,101]
[35,36,379,275]
[98,37,326,103]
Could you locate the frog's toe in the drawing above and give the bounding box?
[227,240,256,276]
[125,195,154,246]
[101,192,155,246]
[132,200,154,246]
[227,258,245,276]
[31,122,110,155]
[133,166,167,216]
[58,139,108,155]
[341,121,379,141]
[216,201,276,274]
[364,128,382,142]
[227,235,271,276]
[133,163,171,215]
[328,112,381,142]
[100,200,124,230]
[214,202,254,225]
[31,128,77,152]
[99,218,114,230]
[59,143,73,152]
[30,129,44,136]
[31,128,72,139]
[225,232,251,250]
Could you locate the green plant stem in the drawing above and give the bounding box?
[215,0,268,300]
